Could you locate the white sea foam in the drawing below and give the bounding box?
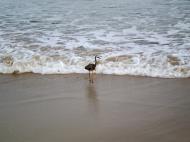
[0,47,190,78]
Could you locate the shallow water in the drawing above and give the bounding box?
[0,0,190,77]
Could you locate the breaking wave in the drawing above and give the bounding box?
[0,46,190,78]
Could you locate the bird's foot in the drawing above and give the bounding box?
[89,79,93,83]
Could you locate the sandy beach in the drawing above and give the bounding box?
[0,74,190,142]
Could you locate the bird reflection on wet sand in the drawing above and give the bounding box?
[85,83,99,117]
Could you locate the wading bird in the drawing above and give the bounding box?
[85,55,101,83]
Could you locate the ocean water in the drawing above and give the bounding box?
[0,0,190,78]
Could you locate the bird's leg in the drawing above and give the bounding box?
[91,71,94,83]
[89,71,91,82]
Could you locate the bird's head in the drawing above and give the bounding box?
[95,55,101,59]
[95,55,101,65]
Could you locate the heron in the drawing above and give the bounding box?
[85,55,101,83]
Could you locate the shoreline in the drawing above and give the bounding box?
[0,74,190,142]
[1,72,190,79]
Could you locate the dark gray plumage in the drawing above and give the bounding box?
[85,62,96,71]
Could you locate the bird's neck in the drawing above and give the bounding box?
[95,56,97,66]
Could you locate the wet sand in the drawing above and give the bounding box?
[0,74,190,142]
